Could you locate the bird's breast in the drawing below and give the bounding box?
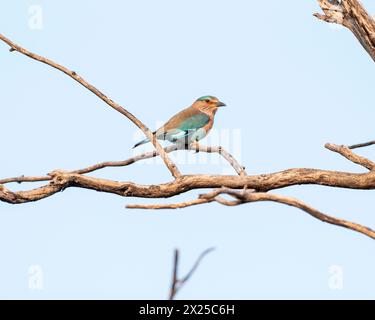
[202,118,214,134]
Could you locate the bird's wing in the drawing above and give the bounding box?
[157,107,210,136]
[179,113,210,131]
[156,108,210,142]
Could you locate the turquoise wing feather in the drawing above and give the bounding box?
[178,113,210,131]
[159,113,209,142]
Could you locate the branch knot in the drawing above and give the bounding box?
[48,170,72,186]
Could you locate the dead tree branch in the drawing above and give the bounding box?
[0,143,244,185]
[314,0,375,62]
[132,187,375,240]
[349,140,375,150]
[314,1,375,167]
[325,143,375,170]
[2,142,375,205]
[169,248,214,300]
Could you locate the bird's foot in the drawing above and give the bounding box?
[190,142,200,153]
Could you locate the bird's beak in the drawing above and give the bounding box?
[216,101,226,107]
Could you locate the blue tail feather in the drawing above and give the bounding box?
[132,138,150,149]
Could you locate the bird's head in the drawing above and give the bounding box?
[193,96,226,114]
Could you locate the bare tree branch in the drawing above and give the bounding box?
[169,249,179,300]
[169,248,215,300]
[325,143,375,171]
[0,33,180,178]
[314,0,375,62]
[0,143,244,185]
[136,188,375,241]
[349,140,375,150]
[127,198,212,210]
[1,142,375,203]
[190,143,247,176]
[0,175,51,185]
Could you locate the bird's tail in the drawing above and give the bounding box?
[132,138,150,149]
[133,131,158,148]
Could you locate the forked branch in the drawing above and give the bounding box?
[169,248,215,300]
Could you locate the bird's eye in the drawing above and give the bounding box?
[205,99,210,103]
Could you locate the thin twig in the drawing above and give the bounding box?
[0,175,51,184]
[349,141,375,150]
[169,249,179,300]
[179,248,216,285]
[189,143,247,176]
[127,198,211,209]
[169,248,215,300]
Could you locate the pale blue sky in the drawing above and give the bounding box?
[1,0,374,299]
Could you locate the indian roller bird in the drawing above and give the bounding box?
[133,95,226,148]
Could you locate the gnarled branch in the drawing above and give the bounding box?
[1,143,375,205]
[314,0,375,62]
